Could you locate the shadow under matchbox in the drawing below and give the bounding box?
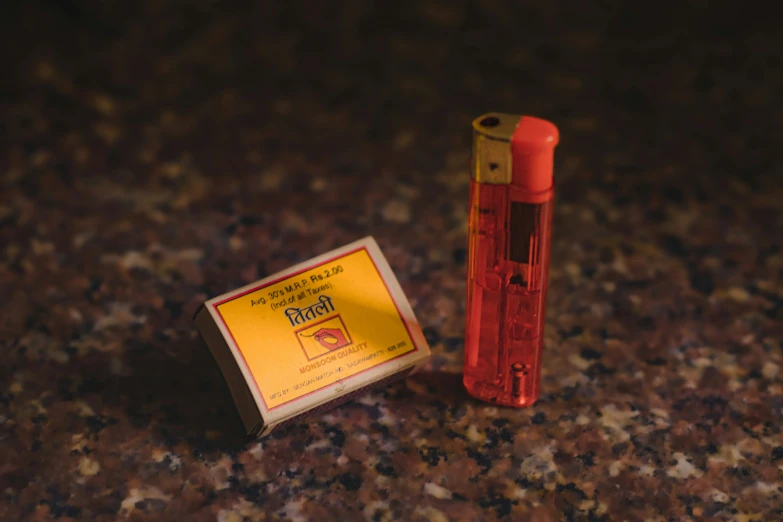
[193,236,431,438]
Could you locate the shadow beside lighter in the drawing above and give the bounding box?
[464,113,559,408]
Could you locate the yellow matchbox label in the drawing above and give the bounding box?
[213,248,416,410]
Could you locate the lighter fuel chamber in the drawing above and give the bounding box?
[463,113,559,408]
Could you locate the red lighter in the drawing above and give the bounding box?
[463,113,559,407]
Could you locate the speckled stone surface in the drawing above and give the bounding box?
[2,2,783,521]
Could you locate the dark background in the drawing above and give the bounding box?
[1,1,782,521]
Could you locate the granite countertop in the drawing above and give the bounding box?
[2,2,782,521]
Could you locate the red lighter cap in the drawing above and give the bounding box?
[511,116,559,193]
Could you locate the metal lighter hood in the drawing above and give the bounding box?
[470,113,521,185]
